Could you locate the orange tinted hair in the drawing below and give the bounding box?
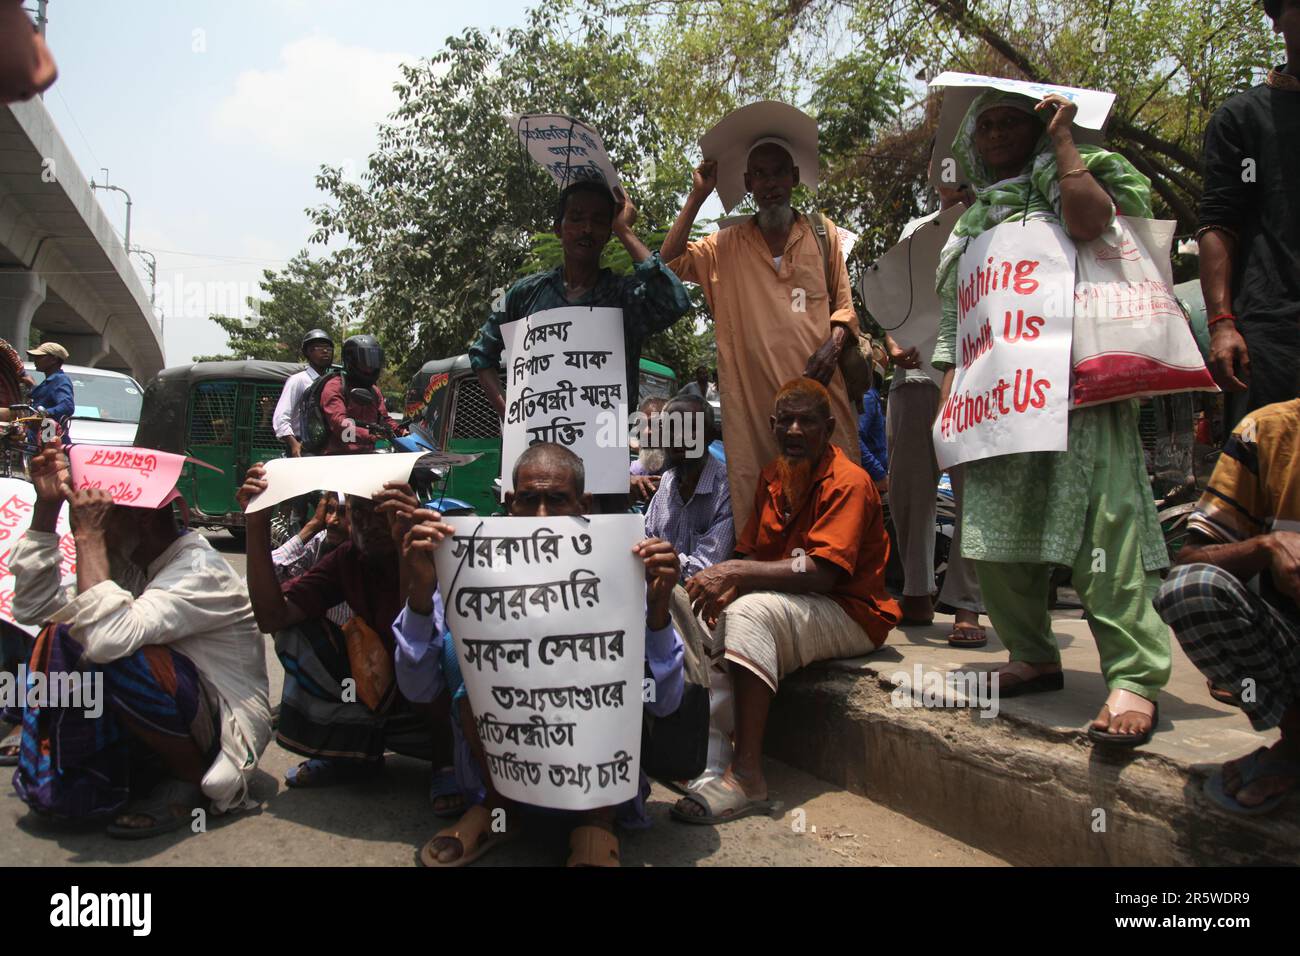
[774,377,831,419]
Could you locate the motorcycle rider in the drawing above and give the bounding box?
[321,334,392,455]
[273,329,335,458]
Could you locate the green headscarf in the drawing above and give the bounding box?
[935,88,1154,320]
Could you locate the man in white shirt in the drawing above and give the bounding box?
[6,441,271,837]
[272,329,335,457]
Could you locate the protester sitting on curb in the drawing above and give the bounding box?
[239,465,455,793]
[270,491,354,628]
[671,378,899,825]
[5,440,270,838]
[394,442,685,867]
[645,392,735,792]
[1154,398,1300,815]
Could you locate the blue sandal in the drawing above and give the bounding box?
[1205,747,1300,816]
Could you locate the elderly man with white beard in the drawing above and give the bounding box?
[662,108,863,530]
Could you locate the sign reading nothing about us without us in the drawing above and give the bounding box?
[435,514,647,810]
[933,219,1077,471]
[499,305,630,495]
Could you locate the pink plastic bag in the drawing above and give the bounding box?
[1070,216,1216,407]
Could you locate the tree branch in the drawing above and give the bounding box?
[1114,144,1197,232]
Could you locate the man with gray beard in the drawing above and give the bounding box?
[630,396,668,503]
[662,104,863,529]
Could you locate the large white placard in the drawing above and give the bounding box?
[933,220,1077,470]
[0,478,74,636]
[435,514,647,810]
[499,306,629,495]
[928,73,1114,192]
[244,451,481,513]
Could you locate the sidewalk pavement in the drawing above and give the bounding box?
[765,610,1299,865]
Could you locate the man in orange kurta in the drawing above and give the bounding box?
[662,141,862,528]
[672,379,898,825]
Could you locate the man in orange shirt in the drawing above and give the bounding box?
[672,378,899,825]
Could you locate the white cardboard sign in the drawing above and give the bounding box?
[858,205,965,387]
[245,451,479,513]
[933,220,1077,470]
[928,73,1114,191]
[435,514,647,810]
[499,306,630,495]
[509,113,621,194]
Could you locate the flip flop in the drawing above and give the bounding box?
[1206,680,1242,708]
[669,776,782,826]
[285,757,383,788]
[418,804,519,868]
[0,724,21,767]
[105,779,205,841]
[992,668,1064,698]
[1204,747,1300,817]
[1088,701,1159,748]
[429,766,466,819]
[567,825,620,867]
[948,623,988,648]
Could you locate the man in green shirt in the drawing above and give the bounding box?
[469,181,691,420]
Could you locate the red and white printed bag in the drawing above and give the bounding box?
[1070,216,1216,407]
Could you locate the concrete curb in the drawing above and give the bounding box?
[765,664,1300,866]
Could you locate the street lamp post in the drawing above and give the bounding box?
[90,169,132,254]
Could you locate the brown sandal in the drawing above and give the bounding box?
[567,824,621,867]
[418,804,517,868]
[947,623,987,648]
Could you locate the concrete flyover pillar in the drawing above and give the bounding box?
[61,331,111,367]
[0,270,47,352]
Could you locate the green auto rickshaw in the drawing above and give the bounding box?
[135,360,298,539]
[404,354,678,515]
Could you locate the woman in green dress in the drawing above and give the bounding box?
[931,88,1171,746]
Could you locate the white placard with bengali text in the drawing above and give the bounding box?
[0,479,75,636]
[500,306,629,495]
[933,220,1076,470]
[435,514,646,810]
[509,113,621,194]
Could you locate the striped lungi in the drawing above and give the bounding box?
[8,624,219,820]
[274,618,447,764]
[713,591,876,693]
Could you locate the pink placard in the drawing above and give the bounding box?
[69,445,187,509]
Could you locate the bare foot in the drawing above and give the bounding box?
[1221,741,1300,808]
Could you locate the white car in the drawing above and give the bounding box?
[24,363,143,446]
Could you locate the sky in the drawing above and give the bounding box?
[37,0,536,364]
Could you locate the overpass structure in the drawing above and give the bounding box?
[0,96,163,382]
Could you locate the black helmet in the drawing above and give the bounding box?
[301,329,334,355]
[342,334,384,387]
